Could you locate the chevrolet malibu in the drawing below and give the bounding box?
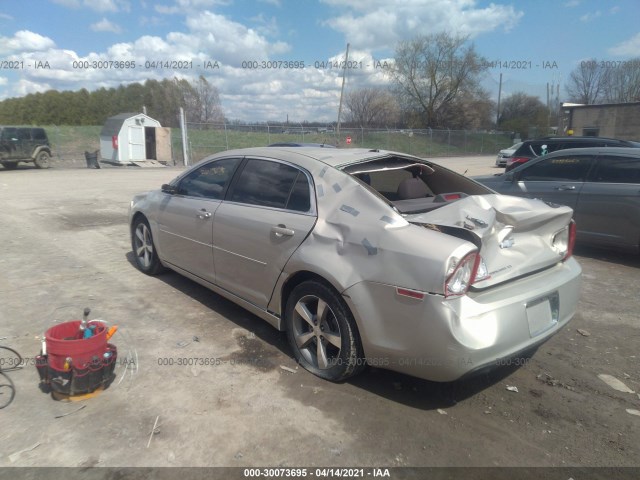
[129,147,582,382]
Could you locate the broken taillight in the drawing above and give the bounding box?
[445,252,480,297]
[552,220,576,261]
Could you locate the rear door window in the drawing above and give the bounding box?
[519,154,595,181]
[17,129,31,140]
[32,129,47,141]
[229,158,311,212]
[569,139,602,148]
[590,155,640,184]
[522,142,544,156]
[545,142,566,154]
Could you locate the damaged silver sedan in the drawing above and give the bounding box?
[129,147,582,382]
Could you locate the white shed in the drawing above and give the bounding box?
[100,113,172,165]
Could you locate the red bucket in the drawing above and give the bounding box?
[45,321,107,371]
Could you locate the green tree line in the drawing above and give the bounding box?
[0,76,223,128]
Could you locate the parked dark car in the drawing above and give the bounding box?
[0,126,52,169]
[504,136,640,172]
[475,147,640,252]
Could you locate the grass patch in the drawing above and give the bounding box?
[184,127,513,163]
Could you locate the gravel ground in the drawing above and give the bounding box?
[0,159,638,474]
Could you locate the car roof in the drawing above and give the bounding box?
[533,136,617,141]
[535,146,640,157]
[507,146,640,174]
[267,142,336,148]
[205,146,403,169]
[523,136,635,144]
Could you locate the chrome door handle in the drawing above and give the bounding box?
[271,225,294,237]
[554,185,576,191]
[196,209,212,219]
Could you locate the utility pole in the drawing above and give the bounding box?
[547,74,562,132]
[496,73,502,126]
[180,107,189,166]
[546,82,550,109]
[336,43,350,138]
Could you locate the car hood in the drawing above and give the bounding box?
[405,194,574,288]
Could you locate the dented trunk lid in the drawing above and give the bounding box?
[404,194,573,288]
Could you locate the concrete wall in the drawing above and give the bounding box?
[570,103,640,140]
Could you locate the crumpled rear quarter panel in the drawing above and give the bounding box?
[271,158,474,305]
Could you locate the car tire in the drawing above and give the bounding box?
[34,151,51,169]
[131,217,164,275]
[3,162,18,170]
[285,281,365,382]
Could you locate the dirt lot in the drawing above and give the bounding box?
[0,158,638,473]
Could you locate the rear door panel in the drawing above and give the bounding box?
[575,155,640,249]
[212,204,315,308]
[212,158,317,309]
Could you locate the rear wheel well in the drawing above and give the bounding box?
[284,280,366,381]
[32,146,51,159]
[280,271,341,326]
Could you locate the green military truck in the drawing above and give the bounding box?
[0,126,52,169]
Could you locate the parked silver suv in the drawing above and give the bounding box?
[0,126,52,169]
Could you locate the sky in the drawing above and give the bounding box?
[0,0,639,123]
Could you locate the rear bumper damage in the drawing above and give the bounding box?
[342,257,582,382]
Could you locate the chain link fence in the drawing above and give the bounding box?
[33,123,515,168]
[178,123,515,166]
[44,125,102,167]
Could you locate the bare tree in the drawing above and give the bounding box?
[389,33,488,128]
[180,75,225,124]
[499,92,550,139]
[604,59,640,103]
[194,75,225,123]
[441,85,495,130]
[566,58,640,104]
[565,59,609,104]
[344,87,399,127]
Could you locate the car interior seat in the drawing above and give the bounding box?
[397,177,429,199]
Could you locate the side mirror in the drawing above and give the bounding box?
[161,183,177,194]
[505,172,516,182]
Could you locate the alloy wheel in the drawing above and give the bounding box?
[292,294,342,370]
[134,222,154,269]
